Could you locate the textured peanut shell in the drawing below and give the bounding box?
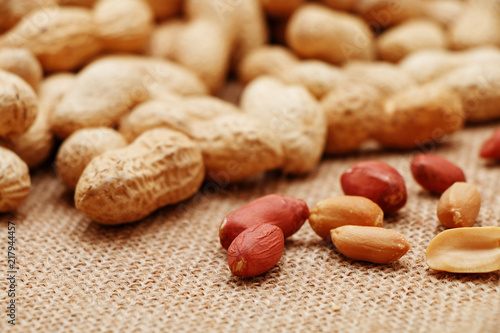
[145,0,182,19]
[0,0,55,32]
[260,0,304,16]
[156,20,233,93]
[51,55,208,139]
[309,196,383,240]
[0,147,30,212]
[448,4,500,50]
[322,0,356,11]
[354,0,423,28]
[426,227,500,273]
[0,70,38,139]
[377,20,447,63]
[241,77,327,175]
[0,48,43,91]
[0,73,75,169]
[433,65,500,123]
[119,97,239,143]
[94,0,153,52]
[231,0,268,68]
[189,113,284,182]
[238,46,299,84]
[321,83,383,154]
[331,225,410,264]
[373,84,465,149]
[286,4,375,64]
[399,49,462,84]
[281,60,346,99]
[75,128,205,225]
[421,0,463,27]
[437,182,481,229]
[56,128,127,190]
[0,7,101,71]
[345,61,416,97]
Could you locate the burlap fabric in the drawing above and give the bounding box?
[1,123,499,333]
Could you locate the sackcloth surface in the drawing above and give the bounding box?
[1,108,500,333]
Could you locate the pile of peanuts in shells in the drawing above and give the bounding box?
[1,0,500,278]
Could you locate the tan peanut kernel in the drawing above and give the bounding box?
[426,227,500,273]
[437,182,481,229]
[331,226,410,264]
[309,196,383,240]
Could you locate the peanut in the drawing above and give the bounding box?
[309,196,383,240]
[320,82,383,154]
[354,0,423,28]
[0,69,38,139]
[75,128,205,224]
[0,73,75,169]
[376,20,447,63]
[51,55,207,139]
[322,0,356,11]
[331,225,410,264]
[448,2,500,50]
[286,4,375,64]
[228,224,284,278]
[145,0,182,20]
[341,161,407,214]
[189,113,284,182]
[240,77,327,175]
[219,194,310,250]
[259,0,304,17]
[239,46,346,99]
[372,83,465,149]
[344,61,416,97]
[480,128,500,160]
[56,127,127,190]
[433,65,500,123]
[0,147,30,212]
[437,182,481,229]
[426,227,500,273]
[400,47,500,84]
[119,99,284,182]
[0,48,43,91]
[0,0,55,32]
[410,154,466,194]
[93,0,154,52]
[0,7,101,71]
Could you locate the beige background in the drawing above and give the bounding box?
[1,123,500,333]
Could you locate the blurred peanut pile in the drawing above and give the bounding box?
[0,0,499,224]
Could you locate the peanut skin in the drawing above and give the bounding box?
[341,161,407,214]
[219,194,310,250]
[0,48,43,91]
[228,224,284,278]
[410,154,466,194]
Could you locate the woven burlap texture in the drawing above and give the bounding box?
[1,124,499,333]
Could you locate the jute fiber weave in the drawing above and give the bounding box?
[1,124,499,333]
